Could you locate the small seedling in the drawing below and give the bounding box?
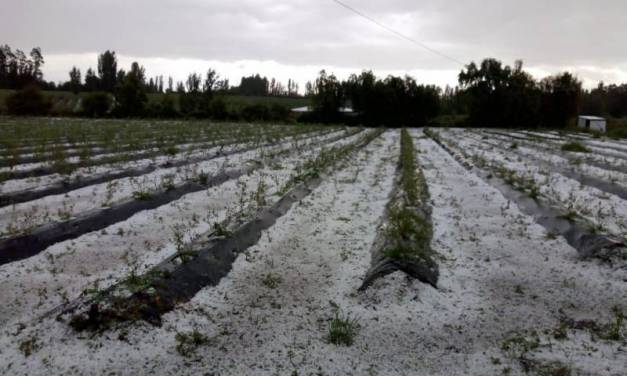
[261,272,282,289]
[327,312,360,346]
[175,330,210,357]
[18,336,40,357]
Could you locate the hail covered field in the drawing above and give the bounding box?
[0,119,625,375]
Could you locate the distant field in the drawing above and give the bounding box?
[0,89,310,114]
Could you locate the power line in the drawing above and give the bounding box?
[331,0,465,66]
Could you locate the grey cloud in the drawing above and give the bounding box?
[2,0,626,76]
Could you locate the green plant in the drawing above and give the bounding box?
[384,207,432,262]
[501,333,540,357]
[261,272,282,289]
[553,323,568,340]
[18,336,40,357]
[197,170,209,185]
[132,190,154,201]
[327,312,360,346]
[160,175,176,191]
[597,307,625,341]
[561,141,590,153]
[175,330,210,357]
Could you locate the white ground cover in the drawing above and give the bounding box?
[478,130,627,173]
[0,129,289,183]
[438,130,627,236]
[0,128,341,196]
[0,129,350,237]
[0,129,399,375]
[462,131,627,188]
[1,129,623,375]
[0,129,366,329]
[507,131,627,161]
[536,130,627,151]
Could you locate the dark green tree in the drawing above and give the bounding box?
[539,72,581,128]
[458,58,540,127]
[312,70,345,123]
[82,92,110,117]
[68,66,82,94]
[114,62,147,117]
[97,50,118,92]
[6,85,51,115]
[84,68,99,91]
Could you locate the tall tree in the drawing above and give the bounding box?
[97,50,118,92]
[29,47,44,82]
[114,61,147,117]
[203,69,218,97]
[167,76,174,93]
[459,58,540,127]
[540,72,581,128]
[312,70,345,123]
[68,66,82,94]
[84,68,99,91]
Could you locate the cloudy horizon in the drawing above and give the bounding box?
[3,0,627,90]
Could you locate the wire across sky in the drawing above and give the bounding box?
[331,0,465,66]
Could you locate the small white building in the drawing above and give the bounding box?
[291,106,354,113]
[578,116,606,133]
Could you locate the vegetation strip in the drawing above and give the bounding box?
[53,130,384,331]
[487,130,627,163]
[0,137,217,168]
[474,130,627,176]
[359,129,438,291]
[0,129,360,265]
[427,129,625,262]
[0,128,342,207]
[0,126,326,183]
[466,132,627,200]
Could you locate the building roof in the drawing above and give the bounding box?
[578,115,606,121]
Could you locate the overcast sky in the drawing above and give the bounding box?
[3,0,627,90]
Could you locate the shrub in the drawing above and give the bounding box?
[209,97,229,120]
[6,85,51,116]
[241,103,270,121]
[82,92,111,117]
[147,94,179,118]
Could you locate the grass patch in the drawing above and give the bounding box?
[597,307,625,341]
[561,141,590,153]
[18,336,39,357]
[327,312,360,346]
[132,190,155,201]
[260,272,282,289]
[175,330,211,357]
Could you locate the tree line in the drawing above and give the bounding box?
[3,44,627,129]
[307,59,585,128]
[0,45,47,90]
[1,46,302,121]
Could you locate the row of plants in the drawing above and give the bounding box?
[0,127,348,241]
[62,129,382,331]
[0,117,328,158]
[0,122,330,182]
[428,128,626,263]
[360,128,439,290]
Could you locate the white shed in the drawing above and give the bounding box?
[578,116,606,133]
[290,106,354,113]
